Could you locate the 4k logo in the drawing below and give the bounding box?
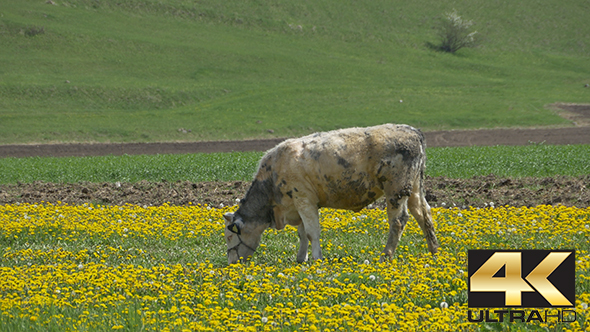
[468,250,575,307]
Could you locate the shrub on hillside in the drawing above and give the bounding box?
[24,26,45,37]
[436,10,478,53]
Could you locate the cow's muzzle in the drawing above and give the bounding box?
[227,233,257,264]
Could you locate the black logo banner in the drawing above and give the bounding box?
[468,250,575,308]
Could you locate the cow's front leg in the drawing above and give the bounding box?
[296,223,309,263]
[295,200,323,261]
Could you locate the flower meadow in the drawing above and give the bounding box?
[0,202,589,331]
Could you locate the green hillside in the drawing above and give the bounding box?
[1,0,589,144]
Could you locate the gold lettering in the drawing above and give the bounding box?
[470,252,534,306]
[525,252,572,306]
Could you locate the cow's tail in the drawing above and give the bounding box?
[407,126,427,193]
[417,128,427,196]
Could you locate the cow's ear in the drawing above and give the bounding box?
[223,212,234,223]
[227,223,241,235]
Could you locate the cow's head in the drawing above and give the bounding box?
[223,212,266,264]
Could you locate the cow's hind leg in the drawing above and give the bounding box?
[381,194,410,262]
[408,179,439,254]
[296,223,309,263]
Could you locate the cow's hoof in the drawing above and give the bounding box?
[429,243,440,254]
[379,254,392,263]
[297,254,308,263]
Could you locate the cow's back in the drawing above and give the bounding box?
[262,124,425,211]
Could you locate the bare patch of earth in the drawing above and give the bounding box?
[1,175,588,209]
[551,103,590,127]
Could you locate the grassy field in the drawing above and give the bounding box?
[0,145,588,184]
[1,0,589,144]
[2,1,589,331]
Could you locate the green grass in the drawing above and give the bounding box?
[0,151,264,184]
[0,145,587,184]
[1,0,589,144]
[426,144,590,178]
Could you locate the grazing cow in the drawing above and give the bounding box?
[224,124,439,264]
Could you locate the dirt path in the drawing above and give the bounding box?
[1,127,588,158]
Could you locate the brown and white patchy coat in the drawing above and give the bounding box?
[223,124,439,264]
